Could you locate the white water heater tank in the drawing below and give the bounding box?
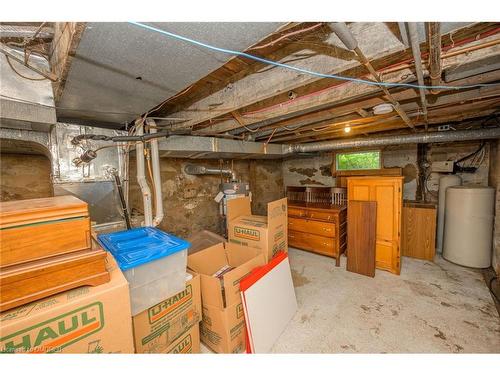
[436,174,462,253]
[443,186,495,268]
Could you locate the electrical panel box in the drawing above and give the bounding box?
[431,161,454,173]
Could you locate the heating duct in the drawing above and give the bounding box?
[154,128,500,158]
[285,128,500,154]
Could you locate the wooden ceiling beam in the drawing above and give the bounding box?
[269,93,500,142]
[167,23,409,130]
[200,38,499,136]
[196,26,499,138]
[154,22,329,115]
[287,100,500,143]
[250,68,500,140]
[49,22,86,104]
[186,24,495,134]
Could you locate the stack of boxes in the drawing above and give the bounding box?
[187,243,265,353]
[97,227,201,354]
[0,196,133,353]
[0,195,288,354]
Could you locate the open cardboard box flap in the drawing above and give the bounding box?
[227,197,288,262]
[226,197,252,223]
[187,242,265,309]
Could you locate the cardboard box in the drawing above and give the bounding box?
[200,302,246,354]
[227,197,288,262]
[187,242,265,353]
[0,254,134,354]
[165,323,200,354]
[132,273,202,353]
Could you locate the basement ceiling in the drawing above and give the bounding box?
[56,22,283,127]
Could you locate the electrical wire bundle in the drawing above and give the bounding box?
[453,142,486,173]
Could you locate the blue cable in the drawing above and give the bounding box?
[129,21,499,91]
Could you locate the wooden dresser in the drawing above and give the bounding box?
[287,202,347,266]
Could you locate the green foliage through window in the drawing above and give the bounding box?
[336,151,381,171]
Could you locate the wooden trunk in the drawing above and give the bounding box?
[288,202,347,266]
[0,246,110,312]
[402,202,437,261]
[347,201,377,277]
[347,176,403,275]
[0,196,91,268]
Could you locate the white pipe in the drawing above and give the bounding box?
[135,121,153,226]
[147,119,164,227]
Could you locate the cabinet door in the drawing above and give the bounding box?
[347,178,402,275]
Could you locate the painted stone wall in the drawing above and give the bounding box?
[282,154,335,187]
[282,143,490,201]
[0,153,53,201]
[129,157,284,238]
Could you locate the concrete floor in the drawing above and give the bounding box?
[269,248,500,353]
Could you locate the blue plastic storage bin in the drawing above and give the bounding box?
[98,227,189,315]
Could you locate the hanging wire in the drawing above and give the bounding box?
[128,22,500,91]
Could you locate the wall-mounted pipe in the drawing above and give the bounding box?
[407,22,429,128]
[286,127,500,154]
[184,164,237,181]
[147,119,164,227]
[135,120,153,226]
[330,22,415,130]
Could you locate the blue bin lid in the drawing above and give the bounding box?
[97,227,190,271]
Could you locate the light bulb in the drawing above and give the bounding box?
[344,126,351,133]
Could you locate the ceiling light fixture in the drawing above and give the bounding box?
[344,125,351,133]
[373,103,394,115]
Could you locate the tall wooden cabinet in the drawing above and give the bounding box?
[346,176,404,275]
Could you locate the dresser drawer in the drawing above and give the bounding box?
[288,217,336,237]
[288,207,307,218]
[288,231,336,257]
[306,210,336,222]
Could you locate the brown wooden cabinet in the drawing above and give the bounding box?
[347,176,403,275]
[287,202,347,266]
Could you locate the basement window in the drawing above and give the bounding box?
[335,150,381,171]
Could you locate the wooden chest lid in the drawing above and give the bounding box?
[0,195,89,229]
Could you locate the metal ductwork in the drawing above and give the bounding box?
[157,129,500,158]
[0,50,56,132]
[286,128,500,154]
[184,164,237,181]
[158,135,286,159]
